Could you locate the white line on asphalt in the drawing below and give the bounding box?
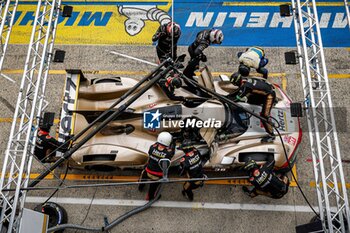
[107,50,158,67]
[26,196,324,213]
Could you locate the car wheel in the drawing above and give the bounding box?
[35,202,68,233]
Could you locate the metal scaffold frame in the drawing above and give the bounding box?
[291,0,350,232]
[345,0,350,29]
[0,0,62,232]
[0,0,19,83]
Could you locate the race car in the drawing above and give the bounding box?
[57,66,301,173]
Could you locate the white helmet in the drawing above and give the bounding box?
[209,29,224,44]
[157,132,173,147]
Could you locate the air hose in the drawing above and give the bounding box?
[47,184,163,232]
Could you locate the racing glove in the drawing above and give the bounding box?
[152,32,166,42]
[235,95,248,103]
[199,54,207,62]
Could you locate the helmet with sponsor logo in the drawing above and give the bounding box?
[243,159,259,171]
[209,29,224,44]
[167,74,182,88]
[230,72,243,86]
[171,77,182,88]
[157,131,173,147]
[251,46,265,57]
[166,22,181,37]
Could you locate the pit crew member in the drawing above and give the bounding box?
[179,140,206,201]
[243,159,290,199]
[138,132,175,200]
[152,22,181,63]
[236,46,269,79]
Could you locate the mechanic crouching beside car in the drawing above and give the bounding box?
[179,140,206,201]
[242,159,290,199]
[236,46,269,79]
[158,73,185,101]
[138,131,175,200]
[229,73,276,143]
[34,112,70,163]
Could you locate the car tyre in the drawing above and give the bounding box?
[35,202,68,233]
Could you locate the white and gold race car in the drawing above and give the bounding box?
[57,66,301,173]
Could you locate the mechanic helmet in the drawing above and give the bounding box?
[181,139,194,153]
[167,76,182,89]
[239,64,250,77]
[209,29,224,44]
[243,159,259,171]
[166,22,181,37]
[39,112,55,132]
[252,46,265,57]
[230,72,242,86]
[157,131,173,147]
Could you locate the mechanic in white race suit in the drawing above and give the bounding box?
[242,158,290,199]
[237,46,269,79]
[138,132,175,200]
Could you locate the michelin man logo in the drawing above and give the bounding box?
[118,5,171,36]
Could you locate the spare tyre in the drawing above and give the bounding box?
[34,202,68,233]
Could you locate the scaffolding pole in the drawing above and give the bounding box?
[0,0,19,83]
[0,0,62,232]
[291,0,350,232]
[344,0,350,29]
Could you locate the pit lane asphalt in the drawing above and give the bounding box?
[0,45,349,233]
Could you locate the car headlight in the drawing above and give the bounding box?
[221,157,234,165]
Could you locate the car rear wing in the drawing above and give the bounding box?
[57,70,84,156]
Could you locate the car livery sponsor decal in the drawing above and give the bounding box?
[277,109,288,132]
[283,135,297,146]
[10,0,349,47]
[148,103,157,108]
[58,72,79,152]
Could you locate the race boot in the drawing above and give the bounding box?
[184,189,194,201]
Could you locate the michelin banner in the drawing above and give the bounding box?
[10,0,350,47]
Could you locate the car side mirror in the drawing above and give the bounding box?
[219,74,230,82]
